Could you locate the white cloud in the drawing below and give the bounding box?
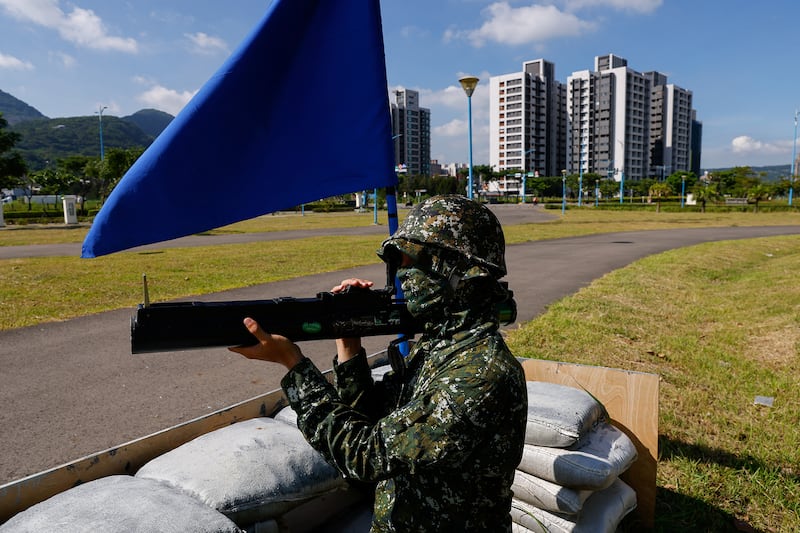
[400,25,429,39]
[49,50,75,68]
[135,84,197,115]
[185,32,229,55]
[563,0,662,13]
[434,118,468,138]
[448,3,597,47]
[731,135,790,155]
[0,51,34,70]
[0,0,137,52]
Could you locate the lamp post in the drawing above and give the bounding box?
[522,148,536,204]
[595,179,599,207]
[790,110,798,207]
[681,174,686,208]
[561,169,567,214]
[617,139,625,205]
[96,105,108,160]
[578,143,584,207]
[459,76,479,200]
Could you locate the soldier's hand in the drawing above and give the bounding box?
[331,278,371,362]
[228,317,304,370]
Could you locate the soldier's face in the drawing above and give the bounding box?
[397,253,452,319]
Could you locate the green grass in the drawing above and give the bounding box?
[506,235,800,532]
[0,235,383,329]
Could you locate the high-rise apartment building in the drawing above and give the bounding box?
[489,59,567,177]
[568,54,652,182]
[647,71,693,179]
[391,89,431,176]
[489,55,699,182]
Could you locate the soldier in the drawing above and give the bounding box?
[230,195,527,531]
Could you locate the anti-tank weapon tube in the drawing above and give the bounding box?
[130,276,517,354]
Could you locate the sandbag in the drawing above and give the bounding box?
[136,417,345,527]
[512,469,593,515]
[517,421,637,489]
[0,475,241,533]
[510,478,637,533]
[525,381,606,448]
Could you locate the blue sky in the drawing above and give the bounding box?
[0,0,798,171]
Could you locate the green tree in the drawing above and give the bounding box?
[94,147,145,203]
[692,182,720,213]
[0,112,27,191]
[28,168,77,211]
[666,172,697,195]
[59,155,94,211]
[746,183,772,213]
[598,178,619,200]
[649,182,673,213]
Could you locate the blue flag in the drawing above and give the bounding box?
[82,0,396,258]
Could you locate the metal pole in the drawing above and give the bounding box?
[617,139,624,204]
[681,175,686,208]
[595,179,599,207]
[97,105,108,160]
[373,188,378,224]
[790,110,797,207]
[467,94,474,199]
[459,76,479,200]
[578,144,583,207]
[561,171,566,214]
[522,149,534,204]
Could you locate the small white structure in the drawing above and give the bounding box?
[483,176,522,198]
[62,195,78,224]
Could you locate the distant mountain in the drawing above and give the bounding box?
[707,165,791,182]
[11,116,155,171]
[123,108,174,138]
[0,89,47,124]
[1,89,175,171]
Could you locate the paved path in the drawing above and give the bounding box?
[1,207,798,485]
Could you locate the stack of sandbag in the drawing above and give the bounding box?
[510,381,639,533]
[1,414,365,533]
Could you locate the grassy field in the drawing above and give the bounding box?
[1,209,799,531]
[507,235,800,532]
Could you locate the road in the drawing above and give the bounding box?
[1,205,798,485]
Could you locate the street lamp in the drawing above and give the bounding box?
[790,110,798,207]
[561,169,567,214]
[522,148,535,204]
[578,142,584,207]
[459,75,479,200]
[595,179,599,207]
[681,175,686,208]
[95,105,108,160]
[617,139,625,205]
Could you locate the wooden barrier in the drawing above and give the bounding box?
[522,358,659,529]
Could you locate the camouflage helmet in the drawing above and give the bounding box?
[379,195,507,278]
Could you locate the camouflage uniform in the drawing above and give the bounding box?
[281,195,528,532]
